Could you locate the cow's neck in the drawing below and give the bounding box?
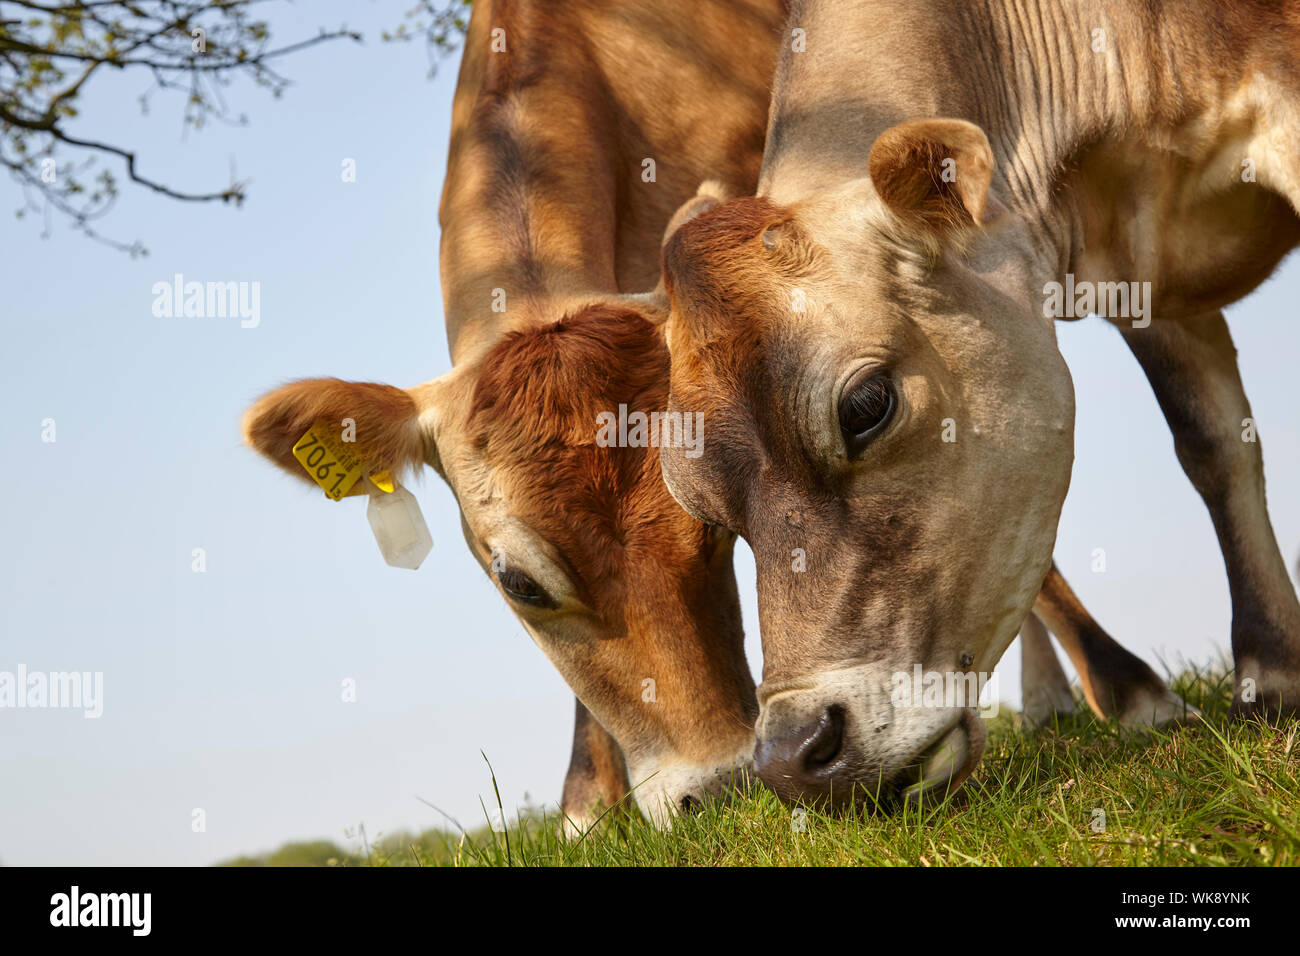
[440,0,782,367]
[765,0,1275,292]
[438,6,621,365]
[979,0,1296,311]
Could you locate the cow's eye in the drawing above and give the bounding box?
[839,373,895,455]
[497,566,556,609]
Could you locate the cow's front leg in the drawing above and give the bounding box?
[1120,311,1300,717]
[559,698,631,838]
[1032,563,1196,725]
[1020,609,1076,727]
[1021,563,1195,728]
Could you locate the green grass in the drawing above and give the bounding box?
[221,665,1299,866]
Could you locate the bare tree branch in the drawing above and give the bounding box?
[0,1,366,252]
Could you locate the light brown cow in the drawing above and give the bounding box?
[243,0,787,829]
[659,0,1299,807]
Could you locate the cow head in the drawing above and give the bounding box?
[659,119,1075,807]
[243,300,757,827]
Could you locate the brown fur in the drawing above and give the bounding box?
[439,0,786,360]
[459,307,758,753]
[466,307,690,613]
[470,306,667,450]
[242,379,426,487]
[245,0,788,827]
[664,196,795,325]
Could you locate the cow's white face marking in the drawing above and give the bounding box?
[627,743,756,828]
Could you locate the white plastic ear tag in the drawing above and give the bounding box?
[365,473,433,570]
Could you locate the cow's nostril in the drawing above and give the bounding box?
[679,794,701,813]
[754,703,850,804]
[801,705,845,769]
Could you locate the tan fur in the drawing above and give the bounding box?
[660,0,1300,806]
[867,119,997,235]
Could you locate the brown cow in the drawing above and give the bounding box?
[659,0,1296,807]
[243,0,786,830]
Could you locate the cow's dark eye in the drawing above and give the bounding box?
[839,374,896,455]
[497,567,556,609]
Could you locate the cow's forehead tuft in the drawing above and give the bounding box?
[463,304,691,594]
[686,196,788,248]
[665,196,789,283]
[665,195,817,348]
[469,303,667,446]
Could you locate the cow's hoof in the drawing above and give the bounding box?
[557,804,611,841]
[1229,697,1299,722]
[1229,663,1300,722]
[1114,684,1201,728]
[1021,690,1076,730]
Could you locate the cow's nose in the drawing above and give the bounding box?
[754,704,846,802]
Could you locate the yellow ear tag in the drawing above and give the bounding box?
[368,469,395,494]
[292,421,365,501]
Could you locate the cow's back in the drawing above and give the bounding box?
[438,0,786,360]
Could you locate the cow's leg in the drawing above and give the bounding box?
[1033,563,1197,725]
[1020,608,1076,727]
[1120,312,1300,717]
[559,698,631,838]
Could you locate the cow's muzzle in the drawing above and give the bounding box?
[753,682,987,808]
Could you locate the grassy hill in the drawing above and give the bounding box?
[220,664,1299,866]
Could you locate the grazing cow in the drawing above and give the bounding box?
[243,0,787,829]
[659,0,1299,807]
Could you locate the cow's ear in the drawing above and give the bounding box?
[242,377,442,495]
[867,119,1000,239]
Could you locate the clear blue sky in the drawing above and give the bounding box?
[2,2,1297,865]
